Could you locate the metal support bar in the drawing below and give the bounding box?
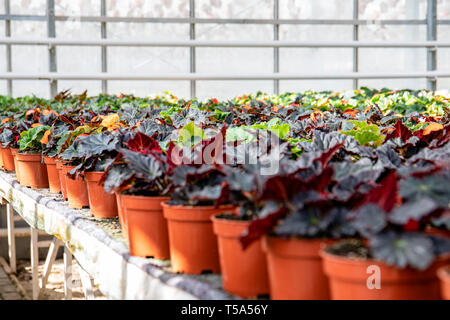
[189,0,196,99]
[6,203,16,273]
[38,237,62,299]
[0,71,449,81]
[100,0,107,94]
[427,0,437,91]
[2,38,450,48]
[47,0,57,97]
[4,0,12,95]
[273,0,280,95]
[30,227,39,300]
[0,15,434,25]
[78,265,95,300]
[353,0,359,90]
[0,227,47,238]
[63,245,73,300]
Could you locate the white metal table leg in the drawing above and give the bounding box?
[30,227,39,300]
[78,265,95,300]
[38,237,62,299]
[63,245,73,300]
[6,203,16,273]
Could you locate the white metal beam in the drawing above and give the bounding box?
[0,71,447,81]
[0,38,449,48]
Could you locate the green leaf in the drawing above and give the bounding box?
[18,125,50,152]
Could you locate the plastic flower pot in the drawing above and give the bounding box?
[321,250,450,300]
[55,159,68,200]
[115,192,127,237]
[437,265,450,300]
[11,148,21,183]
[62,165,89,209]
[212,215,270,298]
[1,147,15,172]
[0,147,3,169]
[162,203,235,274]
[15,152,48,189]
[43,156,61,194]
[263,236,336,300]
[85,171,118,219]
[121,194,170,260]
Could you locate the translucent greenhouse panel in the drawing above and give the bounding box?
[10,0,46,15]
[108,47,189,74]
[437,26,450,90]
[12,81,48,97]
[437,0,450,19]
[196,80,273,101]
[279,25,352,42]
[107,80,190,98]
[195,0,272,19]
[0,1,4,13]
[54,0,100,16]
[58,80,102,96]
[279,0,352,19]
[359,0,426,20]
[0,81,6,95]
[106,0,189,18]
[108,22,189,40]
[196,47,272,73]
[55,21,101,39]
[196,24,272,41]
[280,80,353,93]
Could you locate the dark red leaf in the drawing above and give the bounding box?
[385,119,413,142]
[316,143,344,168]
[127,132,161,154]
[239,207,288,249]
[360,170,399,212]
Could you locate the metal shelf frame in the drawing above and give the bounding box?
[0,0,446,97]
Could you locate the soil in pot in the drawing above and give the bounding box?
[162,203,235,274]
[263,235,336,300]
[62,165,89,209]
[1,147,15,172]
[44,156,61,193]
[15,152,48,189]
[56,159,68,200]
[321,240,450,300]
[122,194,170,260]
[85,171,118,219]
[212,214,269,298]
[437,266,450,300]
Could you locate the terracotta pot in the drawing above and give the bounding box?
[56,160,68,200]
[321,250,450,300]
[122,195,170,260]
[0,147,3,169]
[162,203,235,274]
[437,265,450,300]
[43,156,61,194]
[212,215,270,298]
[115,192,127,237]
[85,171,118,219]
[62,165,89,209]
[1,147,15,172]
[263,236,335,300]
[15,152,48,189]
[11,148,22,183]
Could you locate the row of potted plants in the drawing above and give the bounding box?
[0,89,449,300]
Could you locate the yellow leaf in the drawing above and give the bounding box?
[100,113,120,129]
[423,123,444,135]
[32,123,42,128]
[40,130,51,144]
